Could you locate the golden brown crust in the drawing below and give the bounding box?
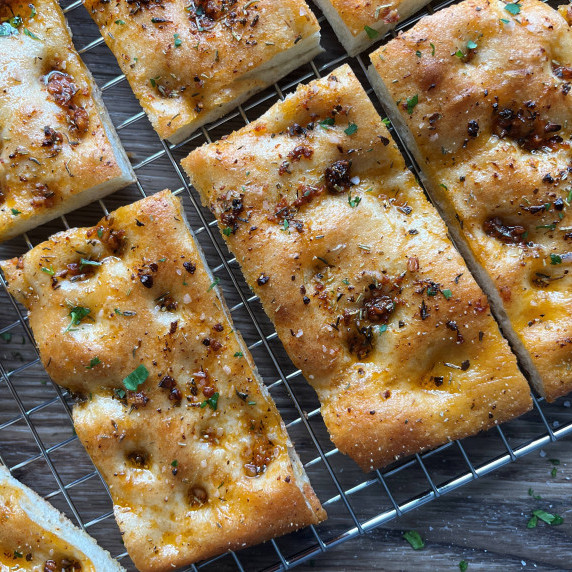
[0,191,325,571]
[0,465,123,571]
[84,0,321,142]
[370,0,572,401]
[0,0,134,241]
[182,64,532,471]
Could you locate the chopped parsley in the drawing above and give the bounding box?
[200,391,219,411]
[454,49,465,59]
[248,400,256,405]
[364,25,378,39]
[348,193,361,208]
[171,459,178,467]
[402,530,424,550]
[234,351,243,357]
[551,466,557,478]
[377,324,387,334]
[536,224,556,230]
[0,332,12,343]
[86,356,101,369]
[10,208,21,215]
[344,122,358,136]
[504,2,521,15]
[207,277,220,291]
[467,40,477,50]
[459,561,468,572]
[23,27,40,40]
[406,94,419,115]
[550,254,562,265]
[531,509,564,526]
[174,33,182,47]
[122,364,149,391]
[29,5,37,18]
[80,258,102,269]
[114,388,126,399]
[528,487,542,500]
[65,306,91,332]
[342,278,350,285]
[500,17,510,23]
[282,219,290,232]
[114,308,137,317]
[115,19,126,24]
[41,266,55,275]
[430,42,435,56]
[13,551,23,559]
[415,50,422,58]
[223,226,232,236]
[382,117,391,127]
[441,288,453,300]
[318,117,335,128]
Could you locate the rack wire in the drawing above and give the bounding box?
[0,0,571,570]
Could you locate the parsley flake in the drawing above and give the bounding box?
[200,391,219,411]
[527,515,538,529]
[528,487,542,500]
[122,364,149,391]
[171,459,178,467]
[234,351,243,357]
[500,17,510,23]
[531,509,563,526]
[364,24,378,39]
[282,219,290,232]
[10,208,21,215]
[174,33,182,47]
[86,356,101,369]
[459,561,468,572]
[550,254,562,265]
[415,50,422,58]
[348,193,361,208]
[115,19,126,24]
[66,306,90,332]
[114,388,126,399]
[80,258,102,269]
[41,266,55,275]
[504,2,521,15]
[207,277,220,291]
[23,27,40,39]
[223,226,232,236]
[30,5,37,18]
[430,42,436,56]
[382,117,391,127]
[318,117,335,128]
[13,551,23,558]
[406,94,419,115]
[402,530,424,550]
[344,122,358,136]
[467,40,477,49]
[441,288,453,300]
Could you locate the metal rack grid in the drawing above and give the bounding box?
[0,0,570,570]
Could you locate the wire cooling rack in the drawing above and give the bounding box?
[0,0,571,570]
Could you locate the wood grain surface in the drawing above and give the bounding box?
[0,0,570,571]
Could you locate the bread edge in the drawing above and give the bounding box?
[0,464,125,570]
[167,31,323,144]
[311,0,431,56]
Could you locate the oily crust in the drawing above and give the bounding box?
[182,64,532,471]
[0,191,325,572]
[0,465,123,571]
[0,0,134,242]
[370,0,572,401]
[84,0,321,142]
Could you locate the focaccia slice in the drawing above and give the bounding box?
[84,0,322,143]
[182,64,532,471]
[0,0,135,242]
[0,464,124,571]
[369,0,572,401]
[313,0,430,56]
[0,191,325,572]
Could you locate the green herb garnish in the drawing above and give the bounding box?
[531,509,563,526]
[441,289,453,300]
[223,227,232,236]
[430,42,435,56]
[115,19,125,24]
[41,266,55,275]
[504,2,521,15]
[467,40,477,50]
[234,351,243,357]
[200,392,219,411]
[174,33,182,47]
[122,364,149,391]
[171,459,178,467]
[86,356,101,369]
[66,306,90,331]
[550,254,562,265]
[364,25,378,39]
[402,530,424,550]
[207,277,220,291]
[348,193,361,208]
[344,122,358,136]
[459,561,468,572]
[406,94,418,115]
[318,117,335,128]
[10,208,21,215]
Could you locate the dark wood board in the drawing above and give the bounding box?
[0,0,570,570]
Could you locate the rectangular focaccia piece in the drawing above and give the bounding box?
[0,0,135,242]
[182,64,532,471]
[0,190,325,572]
[84,0,322,144]
[0,465,124,571]
[312,0,430,56]
[369,0,572,401]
